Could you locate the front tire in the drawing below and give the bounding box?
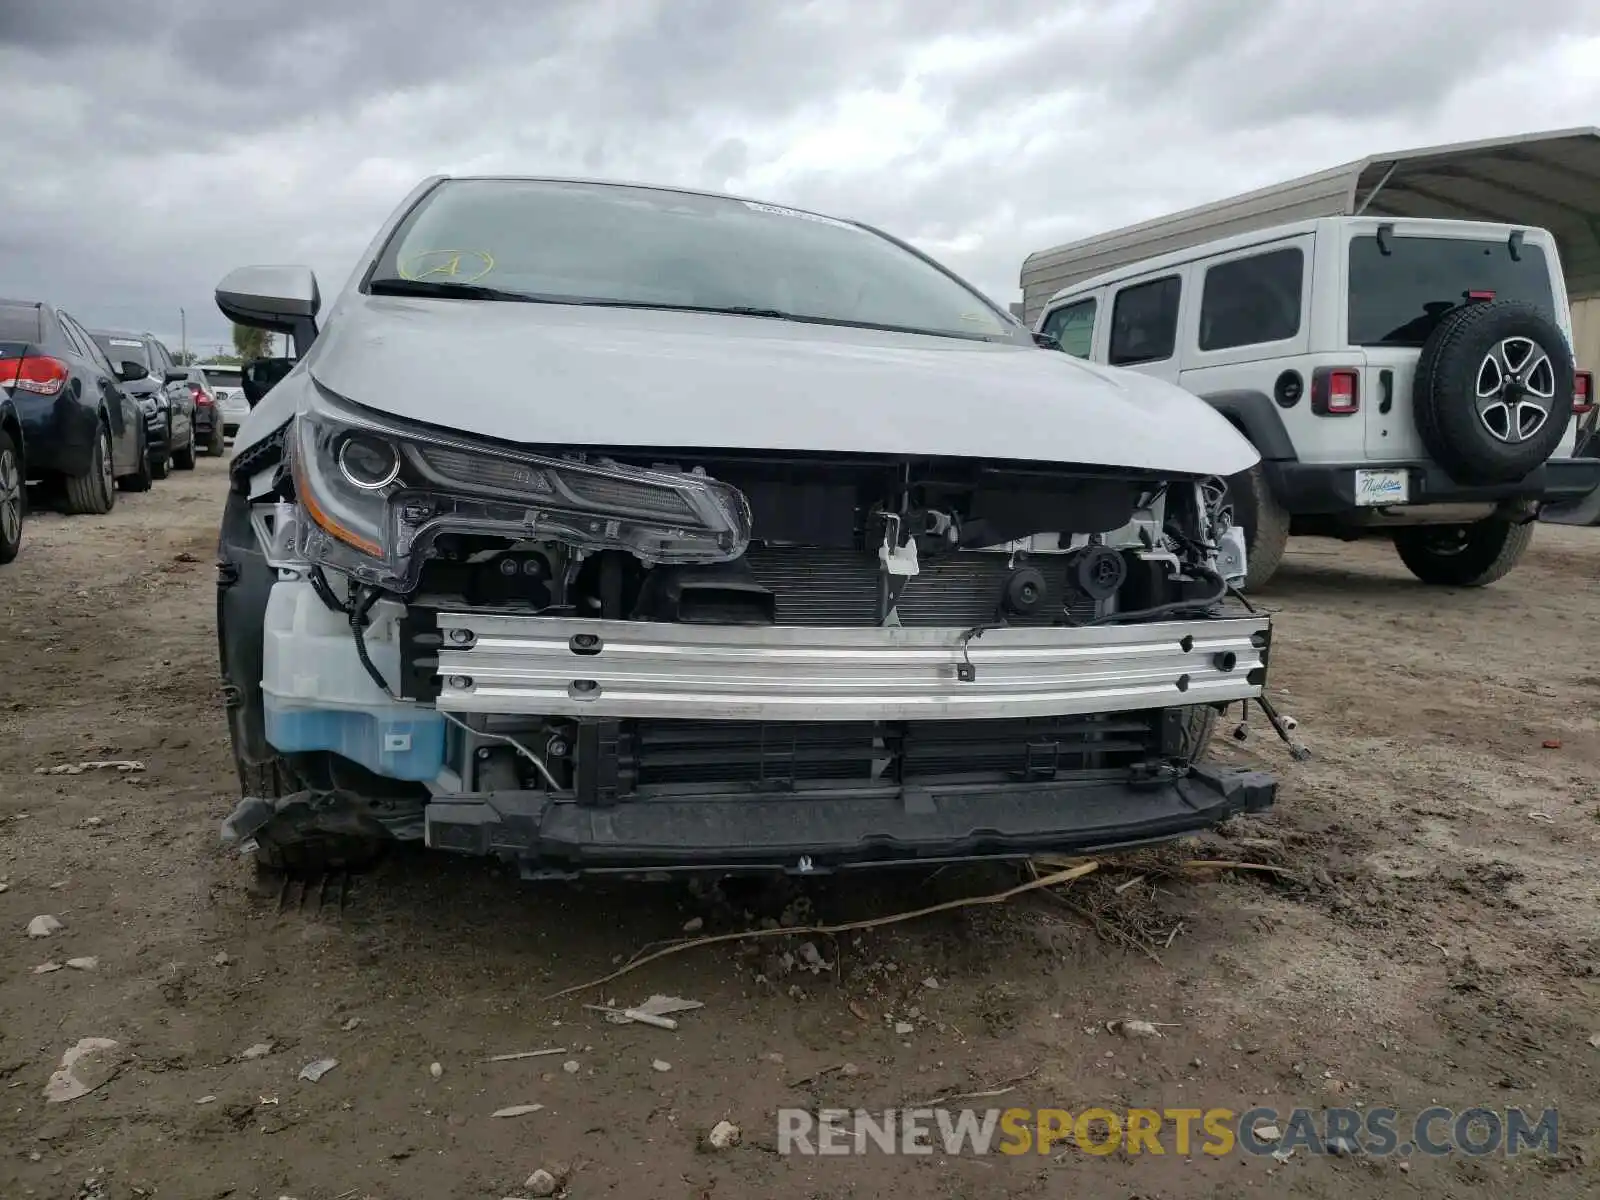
[117,427,154,492]
[63,423,116,515]
[1174,704,1219,762]
[1223,463,1290,590]
[173,424,197,470]
[1393,519,1533,587]
[151,418,172,480]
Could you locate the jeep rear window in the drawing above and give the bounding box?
[1347,235,1554,347]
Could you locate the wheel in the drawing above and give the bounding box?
[0,430,24,564]
[1173,704,1219,763]
[236,754,389,879]
[151,418,172,480]
[1221,462,1289,590]
[1393,519,1533,587]
[63,422,115,515]
[206,422,226,456]
[173,423,197,470]
[117,423,153,492]
[1414,300,1574,485]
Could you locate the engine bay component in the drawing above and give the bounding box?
[1002,565,1047,615]
[631,560,776,625]
[1074,545,1128,601]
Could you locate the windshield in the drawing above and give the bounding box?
[367,179,1018,342]
[1348,235,1556,347]
[93,334,151,372]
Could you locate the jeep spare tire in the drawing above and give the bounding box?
[1413,299,1573,485]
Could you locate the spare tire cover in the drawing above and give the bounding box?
[1412,299,1573,485]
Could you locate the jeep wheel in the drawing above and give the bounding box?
[1393,518,1533,587]
[1414,300,1574,484]
[1222,463,1289,589]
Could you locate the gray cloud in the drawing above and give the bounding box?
[2,0,1598,354]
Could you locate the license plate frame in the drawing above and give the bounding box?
[1354,468,1410,507]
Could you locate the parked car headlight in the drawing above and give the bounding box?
[289,387,752,591]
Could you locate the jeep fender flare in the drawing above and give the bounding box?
[1197,390,1296,463]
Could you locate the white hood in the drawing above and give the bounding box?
[289,294,1257,476]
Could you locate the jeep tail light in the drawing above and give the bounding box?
[1312,366,1360,416]
[1574,370,1594,416]
[4,354,70,396]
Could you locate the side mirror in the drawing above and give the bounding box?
[240,357,295,407]
[163,368,188,384]
[1031,330,1061,350]
[216,265,321,351]
[117,360,147,383]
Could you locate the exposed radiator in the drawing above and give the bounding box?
[742,545,1099,627]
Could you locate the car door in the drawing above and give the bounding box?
[61,312,137,473]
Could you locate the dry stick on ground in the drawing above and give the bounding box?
[910,1067,1041,1108]
[1178,860,1299,877]
[1027,860,1165,966]
[542,861,1100,1002]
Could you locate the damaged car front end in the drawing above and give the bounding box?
[216,176,1278,879]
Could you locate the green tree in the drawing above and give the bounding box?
[232,324,273,360]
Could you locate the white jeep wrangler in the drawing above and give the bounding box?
[1033,216,1600,588]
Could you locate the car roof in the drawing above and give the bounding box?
[89,327,154,340]
[1041,216,1559,310]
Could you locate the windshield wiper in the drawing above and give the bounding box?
[368,278,550,303]
[569,300,795,320]
[565,299,997,340]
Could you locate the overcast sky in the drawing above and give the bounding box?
[5,0,1600,355]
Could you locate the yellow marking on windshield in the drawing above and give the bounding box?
[398,249,496,283]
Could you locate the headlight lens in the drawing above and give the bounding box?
[289,387,751,591]
[337,434,401,490]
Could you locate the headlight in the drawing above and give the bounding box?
[290,387,751,591]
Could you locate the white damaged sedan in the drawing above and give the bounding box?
[214,176,1277,879]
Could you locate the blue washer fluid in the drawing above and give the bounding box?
[262,698,446,782]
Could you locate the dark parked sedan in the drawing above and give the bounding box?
[184,366,228,455]
[1,299,150,518]
[90,329,196,478]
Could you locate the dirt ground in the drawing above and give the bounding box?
[1,455,1596,1199]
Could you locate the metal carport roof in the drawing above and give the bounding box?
[1020,127,1600,323]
